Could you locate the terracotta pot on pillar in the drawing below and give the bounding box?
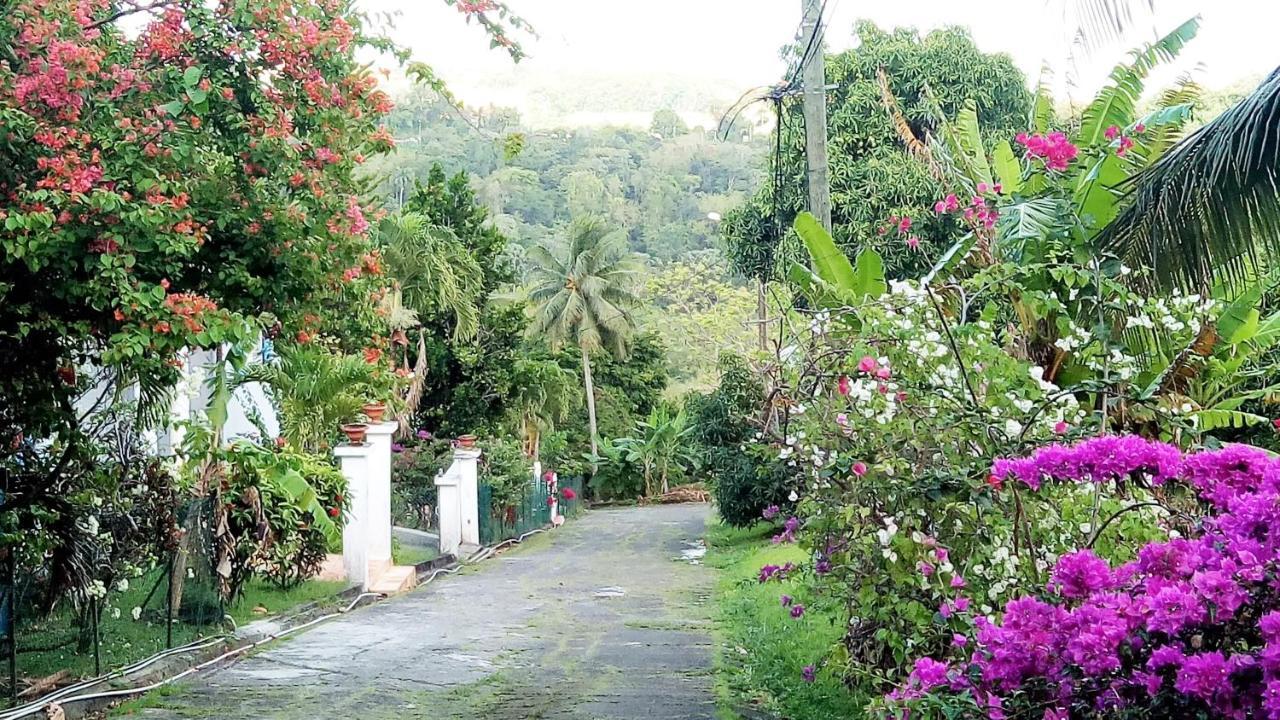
[456,434,478,449]
[341,423,369,444]
[361,402,386,423]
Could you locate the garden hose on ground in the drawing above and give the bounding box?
[0,590,379,720]
[7,530,545,718]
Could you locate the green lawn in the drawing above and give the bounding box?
[706,518,866,719]
[11,569,349,691]
[391,539,440,567]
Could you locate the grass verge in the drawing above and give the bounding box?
[13,570,348,691]
[706,518,865,720]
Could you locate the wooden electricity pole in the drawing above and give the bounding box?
[799,0,832,232]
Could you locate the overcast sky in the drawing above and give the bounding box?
[361,0,1276,111]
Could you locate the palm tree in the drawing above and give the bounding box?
[378,212,486,432]
[508,357,580,463]
[236,345,373,452]
[1099,67,1280,290]
[526,217,640,462]
[1050,1,1280,290]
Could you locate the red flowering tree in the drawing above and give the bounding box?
[0,0,528,440]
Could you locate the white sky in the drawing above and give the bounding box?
[360,0,1278,119]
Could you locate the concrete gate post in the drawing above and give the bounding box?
[334,442,372,590]
[435,445,481,556]
[363,421,398,583]
[456,448,481,548]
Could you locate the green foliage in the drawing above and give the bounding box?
[508,356,581,459]
[210,438,349,597]
[722,22,1030,281]
[396,167,526,436]
[368,91,766,263]
[379,213,485,342]
[688,354,792,527]
[1100,67,1280,289]
[789,212,887,310]
[614,404,696,496]
[527,217,640,357]
[237,345,379,452]
[632,254,759,392]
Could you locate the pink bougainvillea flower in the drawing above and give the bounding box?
[1054,420,1069,434]
[875,366,892,380]
[836,412,849,426]
[951,575,967,588]
[852,461,868,477]
[977,182,988,193]
[837,375,851,395]
[906,236,920,250]
[919,562,935,577]
[934,200,947,214]
[858,356,877,374]
[1116,135,1135,157]
[898,216,912,233]
[1134,123,1146,134]
[1272,417,1280,429]
[1104,125,1120,140]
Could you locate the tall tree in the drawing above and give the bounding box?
[722,22,1030,280]
[526,218,640,463]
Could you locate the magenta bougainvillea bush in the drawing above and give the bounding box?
[889,436,1280,719]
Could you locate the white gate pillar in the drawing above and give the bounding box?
[435,445,481,556]
[363,421,397,582]
[456,448,481,548]
[334,442,372,590]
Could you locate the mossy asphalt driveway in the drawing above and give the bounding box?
[123,504,716,720]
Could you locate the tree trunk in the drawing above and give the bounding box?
[581,346,599,478]
[757,278,768,353]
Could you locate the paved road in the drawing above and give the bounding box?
[128,504,716,720]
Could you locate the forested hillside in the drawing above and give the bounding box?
[365,88,769,389]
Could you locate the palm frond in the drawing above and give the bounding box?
[1099,67,1280,290]
[1078,16,1200,147]
[1061,0,1154,52]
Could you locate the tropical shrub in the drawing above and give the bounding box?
[689,354,793,526]
[391,430,447,530]
[889,437,1280,720]
[615,403,695,496]
[183,431,348,598]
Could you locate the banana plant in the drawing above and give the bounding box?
[1136,281,1280,432]
[787,211,886,311]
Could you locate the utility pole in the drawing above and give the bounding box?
[799,0,832,232]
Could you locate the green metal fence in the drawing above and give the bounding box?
[477,481,552,546]
[1,499,225,707]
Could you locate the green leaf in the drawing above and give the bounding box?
[1219,285,1264,344]
[1250,311,1280,351]
[1079,17,1200,146]
[992,140,1022,194]
[161,100,185,116]
[922,235,976,285]
[183,66,203,87]
[1192,409,1269,431]
[185,87,207,104]
[852,248,887,299]
[794,212,856,289]
[954,102,993,188]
